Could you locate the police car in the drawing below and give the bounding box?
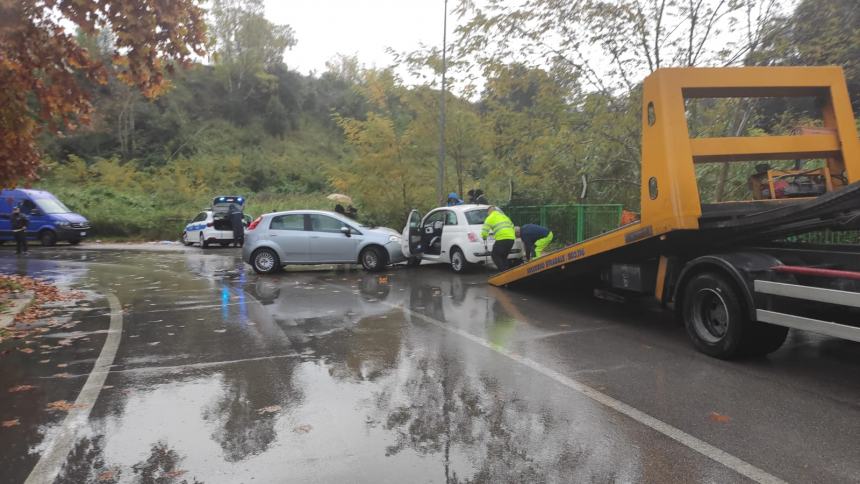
[182,196,246,248]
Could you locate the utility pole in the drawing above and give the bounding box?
[437,0,448,205]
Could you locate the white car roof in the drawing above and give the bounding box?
[427,204,491,214]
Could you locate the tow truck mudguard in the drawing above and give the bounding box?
[673,251,786,320]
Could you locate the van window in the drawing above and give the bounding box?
[34,198,70,214]
[465,209,488,225]
[270,214,305,231]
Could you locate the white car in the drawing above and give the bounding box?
[182,209,236,248]
[401,204,523,273]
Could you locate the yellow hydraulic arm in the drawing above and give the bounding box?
[489,66,860,287]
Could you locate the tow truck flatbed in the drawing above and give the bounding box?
[489,67,860,358]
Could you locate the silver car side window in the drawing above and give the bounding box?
[310,214,346,233]
[270,214,304,231]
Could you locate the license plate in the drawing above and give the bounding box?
[80,232,86,236]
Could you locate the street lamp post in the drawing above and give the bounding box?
[437,0,448,206]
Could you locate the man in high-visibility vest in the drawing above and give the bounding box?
[481,206,516,271]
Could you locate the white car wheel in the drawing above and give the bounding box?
[450,248,470,273]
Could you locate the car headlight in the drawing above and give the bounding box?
[56,221,70,227]
[388,235,401,242]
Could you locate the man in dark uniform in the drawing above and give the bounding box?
[517,223,553,261]
[228,205,244,248]
[11,207,29,255]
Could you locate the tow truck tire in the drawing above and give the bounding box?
[251,248,281,274]
[450,248,471,274]
[360,246,387,272]
[682,272,750,359]
[39,230,57,247]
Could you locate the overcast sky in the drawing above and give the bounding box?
[264,0,446,76]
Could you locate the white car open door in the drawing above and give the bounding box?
[401,209,423,258]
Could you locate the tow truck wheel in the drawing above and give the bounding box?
[360,246,387,272]
[450,248,471,274]
[252,248,280,274]
[682,272,748,359]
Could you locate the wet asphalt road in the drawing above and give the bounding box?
[0,246,859,484]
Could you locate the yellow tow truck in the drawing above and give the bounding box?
[490,66,860,359]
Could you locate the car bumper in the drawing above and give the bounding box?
[385,242,406,264]
[468,240,523,262]
[56,226,91,241]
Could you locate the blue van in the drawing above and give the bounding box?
[0,189,91,246]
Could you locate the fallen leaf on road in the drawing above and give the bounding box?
[2,419,20,428]
[46,400,87,412]
[52,372,72,379]
[213,329,226,333]
[97,469,116,481]
[39,359,50,364]
[708,411,731,423]
[56,363,68,368]
[102,385,114,390]
[163,470,187,478]
[18,348,34,354]
[293,424,313,434]
[147,342,160,346]
[9,385,36,393]
[256,405,281,415]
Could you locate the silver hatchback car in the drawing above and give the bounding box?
[242,210,405,274]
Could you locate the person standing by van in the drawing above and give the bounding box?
[11,207,29,255]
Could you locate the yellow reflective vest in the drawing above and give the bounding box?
[481,211,515,241]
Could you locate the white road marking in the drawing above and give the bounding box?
[382,300,787,484]
[40,352,303,379]
[25,293,123,484]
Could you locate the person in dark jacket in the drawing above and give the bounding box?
[517,223,553,260]
[11,207,29,255]
[228,205,244,248]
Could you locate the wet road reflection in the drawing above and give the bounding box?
[1,248,859,483]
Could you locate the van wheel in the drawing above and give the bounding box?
[360,246,387,272]
[682,271,786,359]
[450,248,471,274]
[252,248,280,274]
[40,230,57,247]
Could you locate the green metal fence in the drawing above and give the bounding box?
[502,204,623,244]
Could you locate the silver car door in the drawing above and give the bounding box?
[307,214,359,263]
[268,213,310,262]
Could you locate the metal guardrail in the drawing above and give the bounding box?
[503,204,623,244]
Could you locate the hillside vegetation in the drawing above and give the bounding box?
[31,0,860,239]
